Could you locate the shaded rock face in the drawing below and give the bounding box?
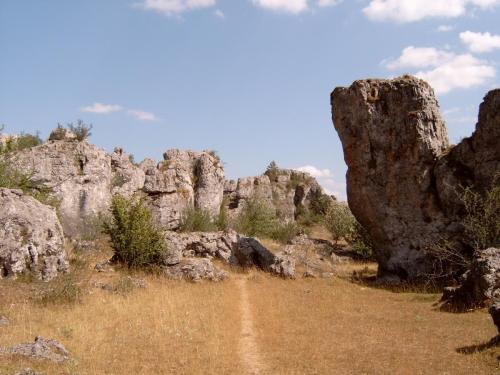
[162,230,295,279]
[442,248,500,309]
[331,76,499,280]
[0,189,68,281]
[141,149,225,230]
[332,77,450,279]
[9,138,112,237]
[224,168,332,221]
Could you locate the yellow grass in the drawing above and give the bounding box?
[1,247,499,374]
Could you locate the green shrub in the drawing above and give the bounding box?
[216,198,230,231]
[234,197,278,238]
[325,202,356,244]
[38,275,82,306]
[103,194,166,268]
[270,221,301,244]
[460,182,500,250]
[0,130,42,154]
[68,119,93,141]
[265,160,280,182]
[48,124,68,141]
[179,206,217,232]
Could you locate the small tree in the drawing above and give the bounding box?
[68,120,93,141]
[265,161,279,182]
[325,202,356,244]
[235,197,278,238]
[103,194,166,268]
[178,206,217,233]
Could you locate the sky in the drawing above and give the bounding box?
[1,0,499,200]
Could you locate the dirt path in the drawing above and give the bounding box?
[236,278,268,375]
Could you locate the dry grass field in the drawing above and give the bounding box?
[1,244,499,374]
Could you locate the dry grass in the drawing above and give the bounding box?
[1,245,499,374]
[247,266,500,374]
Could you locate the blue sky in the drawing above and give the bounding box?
[1,0,499,199]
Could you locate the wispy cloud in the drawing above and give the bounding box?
[437,25,454,32]
[214,9,225,18]
[127,109,159,122]
[80,103,122,114]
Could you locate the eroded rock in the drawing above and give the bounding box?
[0,189,68,281]
[163,258,228,282]
[331,76,499,280]
[0,336,69,363]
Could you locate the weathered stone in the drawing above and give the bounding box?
[270,250,296,279]
[442,248,500,309]
[110,148,145,198]
[9,136,112,237]
[164,230,239,264]
[142,149,224,230]
[0,189,68,281]
[303,270,316,278]
[0,336,69,363]
[224,168,333,221]
[163,258,228,282]
[94,260,114,273]
[331,76,500,280]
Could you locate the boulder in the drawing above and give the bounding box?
[0,336,69,363]
[442,248,500,309]
[0,189,68,281]
[163,258,228,282]
[489,301,500,334]
[331,76,499,280]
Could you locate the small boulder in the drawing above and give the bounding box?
[163,258,228,282]
[1,336,69,363]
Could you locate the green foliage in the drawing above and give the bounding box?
[265,160,279,182]
[0,130,42,154]
[270,221,301,244]
[38,275,82,306]
[128,153,136,165]
[68,119,93,141]
[49,124,68,141]
[103,194,166,268]
[325,202,374,258]
[216,198,230,231]
[179,206,217,232]
[234,197,278,238]
[460,181,500,250]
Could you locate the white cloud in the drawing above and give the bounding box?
[80,103,122,114]
[385,46,495,94]
[295,165,333,178]
[460,31,500,53]
[137,0,216,16]
[214,9,225,18]
[363,0,500,23]
[251,0,309,14]
[316,0,342,7]
[127,109,158,121]
[437,25,454,32]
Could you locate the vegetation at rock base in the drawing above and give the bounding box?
[49,120,93,141]
[103,194,166,268]
[179,206,218,233]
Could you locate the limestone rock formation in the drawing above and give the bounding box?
[163,258,228,282]
[161,230,296,278]
[0,336,69,363]
[110,148,145,198]
[442,248,500,309]
[0,188,68,281]
[224,167,333,221]
[331,76,499,280]
[8,136,112,237]
[141,149,224,230]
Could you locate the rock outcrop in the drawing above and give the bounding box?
[224,167,333,221]
[161,230,296,279]
[442,248,500,309]
[0,188,68,281]
[331,76,499,280]
[8,136,112,237]
[141,150,224,229]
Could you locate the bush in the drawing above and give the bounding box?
[103,194,166,268]
[48,124,68,141]
[68,120,93,141]
[460,182,500,250]
[38,275,82,306]
[234,197,279,238]
[325,202,356,244]
[271,221,301,244]
[0,130,42,154]
[216,198,230,231]
[179,206,217,232]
